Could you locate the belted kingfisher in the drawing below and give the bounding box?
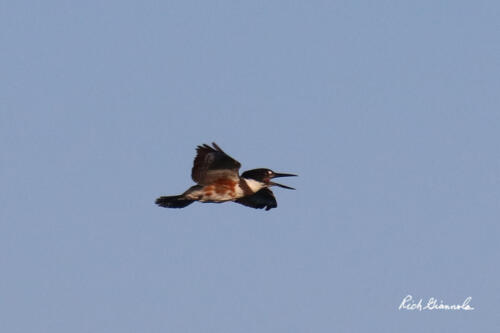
[155,142,297,210]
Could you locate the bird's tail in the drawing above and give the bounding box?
[155,195,194,208]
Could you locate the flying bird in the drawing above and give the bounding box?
[155,142,297,210]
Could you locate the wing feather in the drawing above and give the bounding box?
[191,143,241,185]
[235,188,278,210]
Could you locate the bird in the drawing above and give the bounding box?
[155,142,297,210]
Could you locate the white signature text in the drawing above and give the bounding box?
[398,294,474,311]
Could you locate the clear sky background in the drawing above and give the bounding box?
[1,1,499,332]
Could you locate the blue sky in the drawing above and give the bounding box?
[1,1,499,332]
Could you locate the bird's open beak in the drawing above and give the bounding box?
[270,172,297,190]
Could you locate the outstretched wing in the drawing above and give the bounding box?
[235,188,278,211]
[191,143,241,185]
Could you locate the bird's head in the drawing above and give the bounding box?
[241,168,297,189]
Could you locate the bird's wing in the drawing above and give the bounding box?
[191,143,242,185]
[235,188,278,211]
